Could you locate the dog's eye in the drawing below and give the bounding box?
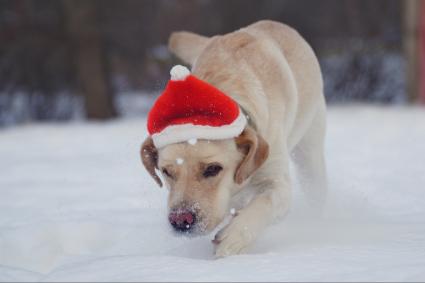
[203,164,223,178]
[162,168,173,178]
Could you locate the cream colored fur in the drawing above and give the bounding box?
[145,20,327,257]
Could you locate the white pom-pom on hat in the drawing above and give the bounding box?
[170,65,190,81]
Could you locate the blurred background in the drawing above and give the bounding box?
[0,0,424,126]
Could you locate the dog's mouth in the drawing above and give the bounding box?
[172,224,208,238]
[169,220,209,237]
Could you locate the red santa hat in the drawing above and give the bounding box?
[147,65,247,148]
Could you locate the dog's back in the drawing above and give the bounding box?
[241,21,325,149]
[169,20,325,150]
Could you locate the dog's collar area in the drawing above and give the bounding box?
[239,105,257,131]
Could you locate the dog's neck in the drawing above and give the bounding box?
[239,105,257,131]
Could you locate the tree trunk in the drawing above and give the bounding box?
[420,0,425,103]
[403,0,420,103]
[63,0,116,119]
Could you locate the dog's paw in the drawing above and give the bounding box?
[213,213,258,258]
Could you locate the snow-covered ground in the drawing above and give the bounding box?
[1,105,425,282]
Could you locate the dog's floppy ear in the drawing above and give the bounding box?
[140,136,162,187]
[234,127,269,184]
[168,31,209,65]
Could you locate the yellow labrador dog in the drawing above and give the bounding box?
[141,20,327,257]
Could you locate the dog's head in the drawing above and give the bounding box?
[141,127,268,235]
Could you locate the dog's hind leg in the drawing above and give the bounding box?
[292,104,327,214]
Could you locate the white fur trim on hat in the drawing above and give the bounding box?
[170,65,190,81]
[152,111,247,148]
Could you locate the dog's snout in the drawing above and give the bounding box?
[168,210,196,232]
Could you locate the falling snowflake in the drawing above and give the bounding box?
[176,158,184,165]
[230,208,236,215]
[188,138,197,145]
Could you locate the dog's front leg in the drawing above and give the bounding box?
[214,159,291,257]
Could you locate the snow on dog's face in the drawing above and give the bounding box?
[141,128,269,235]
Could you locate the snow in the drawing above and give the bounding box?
[188,138,198,145]
[1,105,425,282]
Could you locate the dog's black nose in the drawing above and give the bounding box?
[168,210,196,232]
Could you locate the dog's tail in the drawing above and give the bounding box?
[168,31,209,66]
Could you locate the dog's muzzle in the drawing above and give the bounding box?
[168,209,197,233]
